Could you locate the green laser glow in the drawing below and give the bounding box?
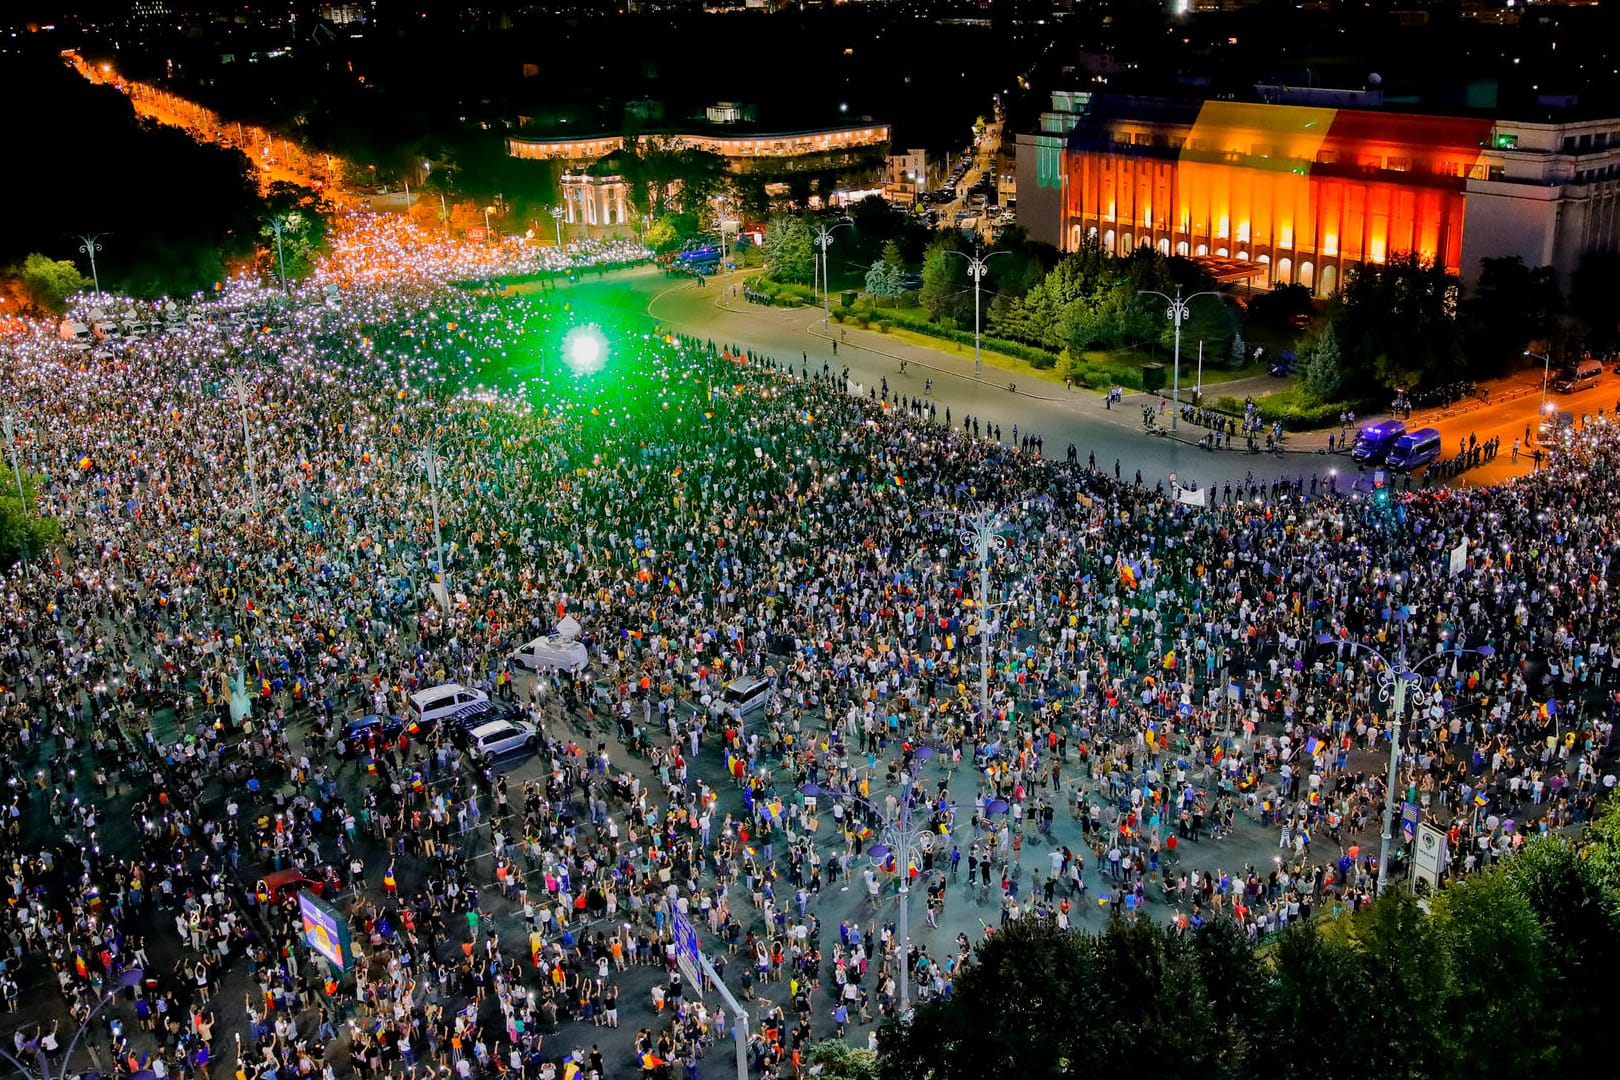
[563,325,607,375]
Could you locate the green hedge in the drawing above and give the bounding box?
[1068,360,1144,391]
[863,307,1065,370]
[1212,388,1362,430]
[747,275,816,306]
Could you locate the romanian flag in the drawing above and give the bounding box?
[893,476,905,487]
[78,455,94,470]
[1118,562,1137,589]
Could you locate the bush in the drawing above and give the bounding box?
[864,307,1064,370]
[1212,387,1361,430]
[746,275,816,306]
[1066,357,1144,391]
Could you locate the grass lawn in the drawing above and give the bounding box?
[877,325,1074,387]
[1077,347,1265,386]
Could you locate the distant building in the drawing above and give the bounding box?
[886,148,928,202]
[559,151,632,233]
[130,0,170,28]
[1013,90,1089,250]
[507,122,891,177]
[1019,93,1620,292]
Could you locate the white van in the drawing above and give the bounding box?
[408,683,488,727]
[712,675,775,719]
[509,633,589,674]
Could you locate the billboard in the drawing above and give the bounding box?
[298,890,354,971]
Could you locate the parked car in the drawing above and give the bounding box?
[1267,351,1296,377]
[448,698,526,735]
[466,718,540,761]
[709,675,776,720]
[256,868,323,904]
[340,713,432,755]
[408,682,488,727]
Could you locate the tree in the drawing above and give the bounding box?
[262,182,331,281]
[12,254,89,314]
[0,472,63,567]
[762,215,814,285]
[1255,922,1361,1080]
[1299,322,1345,401]
[919,237,970,325]
[1340,891,1456,1076]
[1431,871,1553,1075]
[864,259,905,306]
[1570,250,1620,353]
[448,201,488,235]
[1246,282,1315,329]
[673,148,729,217]
[881,239,905,271]
[1460,256,1564,375]
[1503,836,1620,1070]
[804,1041,878,1080]
[644,216,680,254]
[1335,255,1463,393]
[879,918,1097,1080]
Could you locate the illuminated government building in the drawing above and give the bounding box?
[1017,93,1620,293]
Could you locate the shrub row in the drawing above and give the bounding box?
[1211,391,1362,430]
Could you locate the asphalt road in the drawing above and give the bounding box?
[525,267,1344,498]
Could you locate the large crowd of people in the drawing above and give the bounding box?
[0,209,1615,1080]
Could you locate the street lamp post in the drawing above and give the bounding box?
[227,374,260,511]
[0,968,148,1080]
[812,219,854,327]
[803,776,955,1013]
[550,206,566,249]
[1140,286,1223,433]
[1525,349,1552,414]
[1316,620,1494,894]
[483,205,496,243]
[943,246,1013,379]
[419,443,453,620]
[713,195,735,274]
[263,216,289,292]
[73,232,108,297]
[933,505,1017,724]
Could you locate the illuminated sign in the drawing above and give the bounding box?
[298,891,354,971]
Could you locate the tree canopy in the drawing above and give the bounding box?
[883,799,1620,1080]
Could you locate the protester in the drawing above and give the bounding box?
[0,209,1613,1080]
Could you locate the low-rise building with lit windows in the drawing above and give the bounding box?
[507,122,891,177]
[1029,94,1620,292]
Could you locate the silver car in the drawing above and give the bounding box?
[467,719,539,760]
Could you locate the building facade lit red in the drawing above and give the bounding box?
[1033,94,1620,294]
[1059,97,1496,294]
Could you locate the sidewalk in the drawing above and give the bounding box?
[710,275,1550,478]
